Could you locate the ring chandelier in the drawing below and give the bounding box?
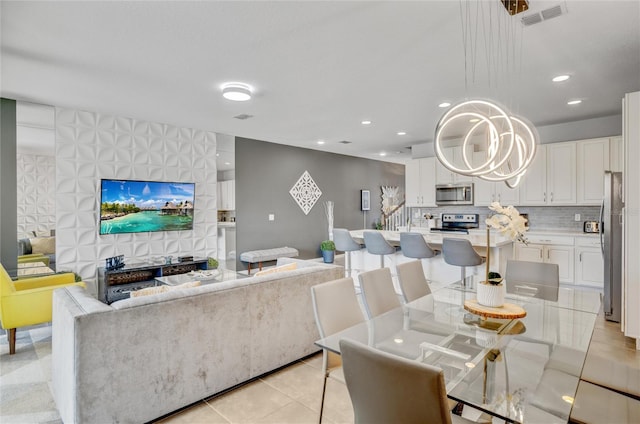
[434,99,538,188]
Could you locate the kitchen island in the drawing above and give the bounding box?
[348,229,513,286]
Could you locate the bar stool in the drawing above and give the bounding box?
[333,228,363,277]
[442,238,483,285]
[363,231,396,269]
[399,232,436,260]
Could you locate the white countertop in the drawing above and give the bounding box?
[349,229,513,248]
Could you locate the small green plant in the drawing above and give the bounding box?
[374,221,383,230]
[320,240,335,251]
[207,257,219,269]
[487,271,503,285]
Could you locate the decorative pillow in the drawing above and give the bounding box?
[253,262,297,277]
[130,280,201,298]
[30,237,56,255]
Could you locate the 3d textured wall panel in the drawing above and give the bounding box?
[56,108,217,296]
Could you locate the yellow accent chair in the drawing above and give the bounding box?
[0,263,85,354]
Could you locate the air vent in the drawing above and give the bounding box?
[338,140,352,144]
[233,114,253,120]
[521,3,566,26]
[521,13,542,26]
[541,5,563,20]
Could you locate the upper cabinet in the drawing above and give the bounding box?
[217,180,235,210]
[435,146,473,184]
[472,151,520,206]
[577,138,610,205]
[609,136,623,172]
[547,142,577,205]
[405,157,436,207]
[520,142,577,206]
[407,136,620,208]
[519,145,548,205]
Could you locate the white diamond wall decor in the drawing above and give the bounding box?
[289,171,322,215]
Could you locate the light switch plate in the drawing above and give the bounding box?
[268,214,275,221]
[574,213,581,221]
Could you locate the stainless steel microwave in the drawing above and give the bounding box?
[435,183,474,205]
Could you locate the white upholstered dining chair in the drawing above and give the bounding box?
[358,267,400,319]
[396,259,431,303]
[505,259,560,301]
[339,338,476,424]
[310,277,365,422]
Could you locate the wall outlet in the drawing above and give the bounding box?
[268,214,275,221]
[574,213,581,221]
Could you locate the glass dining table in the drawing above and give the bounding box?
[315,276,601,423]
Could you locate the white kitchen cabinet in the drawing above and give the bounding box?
[217,180,235,210]
[519,145,547,205]
[470,149,521,206]
[514,235,575,284]
[435,146,473,184]
[609,136,623,172]
[519,142,576,206]
[577,138,610,205]
[405,157,436,207]
[473,176,519,206]
[547,142,577,205]
[575,247,604,287]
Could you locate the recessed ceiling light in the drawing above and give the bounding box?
[221,82,252,101]
[224,162,231,166]
[439,102,451,108]
[562,395,574,404]
[317,140,325,145]
[567,99,582,105]
[216,153,220,157]
[397,131,407,136]
[393,338,403,344]
[379,152,387,157]
[552,75,571,82]
[469,118,480,123]
[361,120,372,125]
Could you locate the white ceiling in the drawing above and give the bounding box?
[2,1,639,166]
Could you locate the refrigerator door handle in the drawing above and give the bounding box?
[599,198,605,257]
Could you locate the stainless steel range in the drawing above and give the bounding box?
[430,214,479,234]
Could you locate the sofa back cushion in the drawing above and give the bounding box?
[253,262,297,277]
[130,281,201,298]
[30,237,55,255]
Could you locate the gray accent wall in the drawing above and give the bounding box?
[235,137,404,268]
[0,98,18,271]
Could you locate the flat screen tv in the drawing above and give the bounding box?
[100,179,195,235]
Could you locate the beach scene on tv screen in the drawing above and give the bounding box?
[100,180,195,234]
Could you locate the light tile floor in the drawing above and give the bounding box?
[155,353,353,424]
[2,292,639,424]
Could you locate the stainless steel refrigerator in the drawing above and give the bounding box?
[600,171,624,322]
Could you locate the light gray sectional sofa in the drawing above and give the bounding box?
[52,258,342,423]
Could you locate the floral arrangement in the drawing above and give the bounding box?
[485,202,529,245]
[483,202,529,287]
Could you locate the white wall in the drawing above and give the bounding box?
[16,153,56,239]
[55,108,218,296]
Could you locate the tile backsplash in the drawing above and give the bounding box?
[409,206,600,232]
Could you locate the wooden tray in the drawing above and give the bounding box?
[464,300,527,319]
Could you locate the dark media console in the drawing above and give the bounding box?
[98,258,208,304]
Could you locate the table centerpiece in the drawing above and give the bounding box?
[478,202,529,307]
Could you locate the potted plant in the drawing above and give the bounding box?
[207,257,219,270]
[320,240,336,263]
[478,202,529,307]
[477,271,505,307]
